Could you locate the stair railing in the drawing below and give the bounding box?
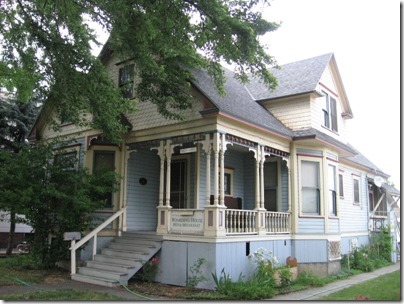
[69,207,126,275]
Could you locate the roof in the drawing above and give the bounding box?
[293,128,357,155]
[245,53,333,101]
[344,144,390,178]
[191,68,294,139]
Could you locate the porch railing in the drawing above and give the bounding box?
[264,211,290,233]
[225,209,257,234]
[69,207,126,275]
[225,210,290,235]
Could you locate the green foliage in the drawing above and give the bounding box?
[138,256,160,282]
[0,140,119,268]
[370,226,392,261]
[186,257,207,289]
[277,266,293,288]
[321,270,400,301]
[342,230,393,273]
[293,272,327,287]
[211,268,275,300]
[0,0,280,142]
[2,289,127,301]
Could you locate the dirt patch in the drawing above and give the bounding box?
[127,280,216,299]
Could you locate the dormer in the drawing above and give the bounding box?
[250,53,353,144]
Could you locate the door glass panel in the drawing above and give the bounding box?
[171,159,187,209]
[93,151,115,208]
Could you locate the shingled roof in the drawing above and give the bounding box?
[191,68,294,139]
[245,53,333,101]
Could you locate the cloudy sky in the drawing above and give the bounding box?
[260,0,400,189]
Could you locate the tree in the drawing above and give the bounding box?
[0,0,279,142]
[0,141,118,267]
[0,93,38,255]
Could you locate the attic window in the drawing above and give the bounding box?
[322,91,338,132]
[119,64,134,99]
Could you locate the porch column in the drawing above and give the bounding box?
[202,138,212,206]
[219,133,226,206]
[259,145,266,210]
[155,140,171,235]
[250,145,266,234]
[204,132,226,237]
[283,158,292,213]
[120,147,132,233]
[213,133,219,206]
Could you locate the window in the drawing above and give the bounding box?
[353,175,360,205]
[338,173,344,198]
[93,151,116,208]
[322,91,338,132]
[264,161,278,211]
[171,159,187,209]
[328,165,337,216]
[224,168,233,196]
[119,64,134,99]
[301,160,320,215]
[54,151,78,171]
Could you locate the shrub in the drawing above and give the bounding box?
[212,268,275,300]
[186,257,207,289]
[138,256,159,282]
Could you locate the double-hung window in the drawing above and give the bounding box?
[119,64,134,99]
[322,91,338,132]
[353,175,360,205]
[328,165,337,216]
[301,160,320,215]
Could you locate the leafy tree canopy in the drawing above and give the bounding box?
[0,0,279,142]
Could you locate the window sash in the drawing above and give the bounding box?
[353,178,360,204]
[301,161,320,215]
[339,174,344,197]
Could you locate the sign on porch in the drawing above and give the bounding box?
[170,211,204,234]
[180,147,197,154]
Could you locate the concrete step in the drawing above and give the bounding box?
[86,260,137,273]
[108,242,156,251]
[113,238,161,247]
[94,254,142,266]
[121,232,163,241]
[78,266,127,281]
[102,248,149,259]
[71,273,120,287]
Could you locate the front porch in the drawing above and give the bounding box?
[124,131,291,238]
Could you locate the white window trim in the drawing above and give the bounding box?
[352,174,361,206]
[299,156,323,217]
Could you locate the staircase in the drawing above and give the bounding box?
[71,232,162,287]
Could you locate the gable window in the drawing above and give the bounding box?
[353,175,360,205]
[338,173,344,198]
[328,165,337,216]
[301,160,320,215]
[322,91,338,132]
[119,64,134,99]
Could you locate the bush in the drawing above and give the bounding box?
[212,268,275,300]
[294,272,326,287]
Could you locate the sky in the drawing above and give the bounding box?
[259,0,400,189]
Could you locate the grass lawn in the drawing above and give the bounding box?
[1,289,127,301]
[321,270,401,301]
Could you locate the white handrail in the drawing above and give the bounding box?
[69,207,126,274]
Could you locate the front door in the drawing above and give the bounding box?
[170,159,187,209]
